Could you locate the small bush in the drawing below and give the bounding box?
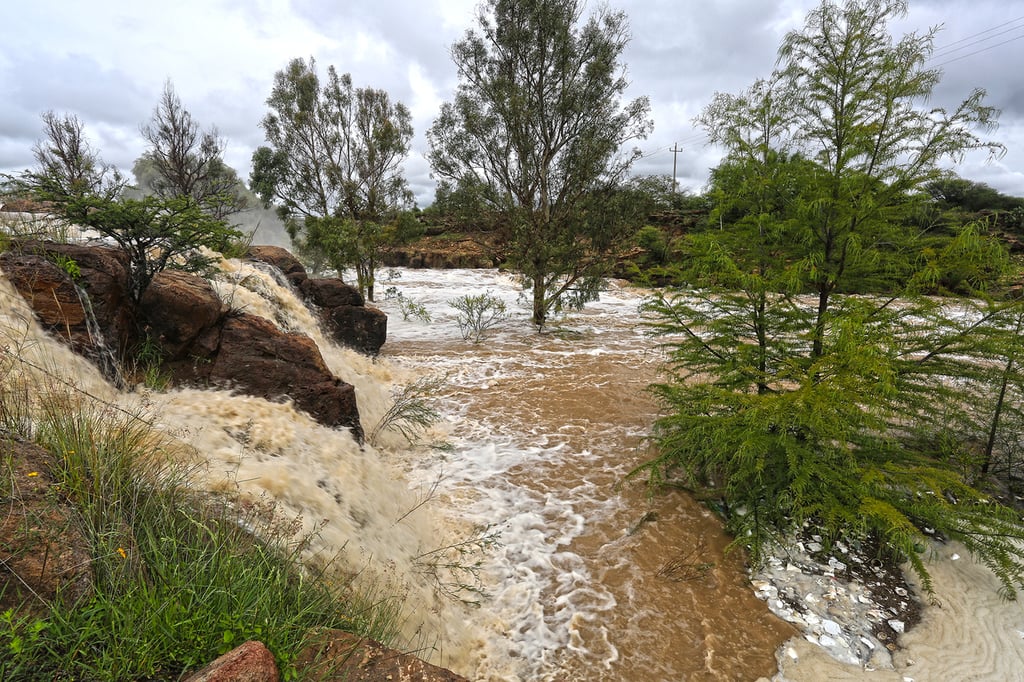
[449,292,509,343]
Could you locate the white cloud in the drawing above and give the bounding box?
[2,0,1021,205]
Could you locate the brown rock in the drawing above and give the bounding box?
[326,305,387,357]
[0,438,93,617]
[0,242,134,378]
[140,270,227,360]
[246,245,308,288]
[301,278,364,308]
[206,313,363,440]
[184,640,279,682]
[294,630,469,682]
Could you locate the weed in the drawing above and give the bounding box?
[369,375,445,445]
[449,292,509,343]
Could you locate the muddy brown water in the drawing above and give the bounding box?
[378,268,794,681]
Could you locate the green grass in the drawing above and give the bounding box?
[0,347,405,680]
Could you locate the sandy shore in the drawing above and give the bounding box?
[770,540,1024,681]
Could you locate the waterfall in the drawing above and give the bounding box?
[0,268,473,670]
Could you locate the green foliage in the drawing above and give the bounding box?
[384,286,431,323]
[369,375,444,445]
[251,58,414,301]
[137,80,249,220]
[0,355,404,680]
[61,194,242,303]
[449,292,510,343]
[21,111,126,205]
[428,0,652,327]
[635,0,1024,597]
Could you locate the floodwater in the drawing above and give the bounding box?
[375,267,794,680]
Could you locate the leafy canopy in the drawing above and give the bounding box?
[634,0,1024,596]
[250,58,414,301]
[428,0,652,328]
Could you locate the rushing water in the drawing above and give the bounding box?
[1,258,795,680]
[375,267,794,681]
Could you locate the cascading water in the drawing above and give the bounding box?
[0,268,474,671]
[6,241,1024,680]
[374,267,795,680]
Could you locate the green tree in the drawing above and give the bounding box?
[428,0,652,328]
[63,195,242,304]
[634,0,1024,596]
[138,80,248,220]
[250,58,414,301]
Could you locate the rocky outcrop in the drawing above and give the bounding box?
[0,242,135,375]
[0,438,93,617]
[294,630,470,681]
[184,640,279,682]
[245,247,387,355]
[140,271,363,440]
[0,243,364,440]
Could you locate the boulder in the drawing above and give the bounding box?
[205,313,363,440]
[301,278,364,308]
[294,630,469,682]
[0,242,135,378]
[246,247,387,356]
[326,305,387,356]
[246,245,308,288]
[0,438,93,618]
[184,640,279,682]
[140,270,227,360]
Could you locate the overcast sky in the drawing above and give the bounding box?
[3,0,1023,208]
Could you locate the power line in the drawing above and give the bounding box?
[930,15,1024,57]
[930,33,1024,68]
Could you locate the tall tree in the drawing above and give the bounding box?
[24,111,125,203]
[250,59,414,300]
[634,0,1024,596]
[428,0,652,328]
[138,80,247,219]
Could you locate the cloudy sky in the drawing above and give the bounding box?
[2,0,1022,208]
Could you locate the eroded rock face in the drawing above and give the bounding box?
[209,313,363,440]
[140,270,227,360]
[246,245,308,288]
[294,630,470,682]
[139,272,363,440]
[0,242,135,371]
[2,244,364,439]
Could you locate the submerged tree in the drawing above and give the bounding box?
[250,58,414,300]
[428,0,652,328]
[138,80,248,220]
[634,0,1024,596]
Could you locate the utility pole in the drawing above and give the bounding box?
[670,142,682,193]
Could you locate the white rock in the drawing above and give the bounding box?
[819,634,837,647]
[807,541,823,552]
[805,593,819,604]
[786,562,801,572]
[786,646,799,660]
[860,636,876,650]
[951,553,960,561]
[822,619,842,636]
[888,619,905,633]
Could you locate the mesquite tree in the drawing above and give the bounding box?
[428,0,652,328]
